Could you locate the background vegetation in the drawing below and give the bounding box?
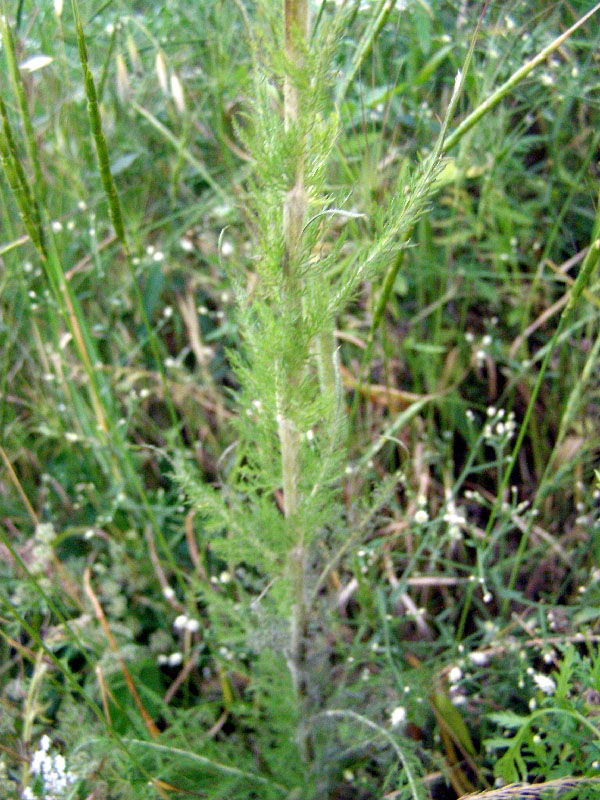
[1,1,600,798]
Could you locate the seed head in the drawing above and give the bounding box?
[116,53,130,103]
[156,51,169,95]
[170,73,186,113]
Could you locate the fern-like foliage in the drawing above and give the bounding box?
[171,1,451,796]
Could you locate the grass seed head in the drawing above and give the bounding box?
[170,72,185,114]
[116,53,130,103]
[127,34,142,72]
[155,50,169,95]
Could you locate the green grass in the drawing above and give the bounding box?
[1,1,600,799]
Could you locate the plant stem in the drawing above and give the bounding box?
[280,0,313,767]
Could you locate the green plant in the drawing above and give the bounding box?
[172,0,458,788]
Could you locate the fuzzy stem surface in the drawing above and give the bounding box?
[280,0,313,769]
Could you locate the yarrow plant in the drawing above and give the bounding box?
[22,736,78,800]
[172,0,469,791]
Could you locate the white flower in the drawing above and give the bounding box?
[448,666,462,684]
[31,749,50,775]
[168,651,183,667]
[185,618,200,633]
[451,692,467,706]
[27,737,78,797]
[533,673,556,695]
[390,706,406,727]
[443,509,465,527]
[173,614,188,631]
[469,651,489,666]
[414,509,428,525]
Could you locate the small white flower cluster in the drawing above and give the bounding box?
[219,645,234,661]
[173,614,200,634]
[356,548,376,575]
[209,570,231,585]
[484,407,517,444]
[158,651,183,667]
[532,672,556,696]
[448,666,462,684]
[443,491,466,541]
[448,665,468,706]
[469,650,489,667]
[546,609,559,632]
[414,496,429,526]
[473,333,493,366]
[23,735,77,800]
[146,244,165,262]
[389,706,406,727]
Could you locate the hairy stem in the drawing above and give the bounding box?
[280,0,312,767]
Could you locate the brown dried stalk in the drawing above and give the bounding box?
[458,776,600,800]
[84,566,160,739]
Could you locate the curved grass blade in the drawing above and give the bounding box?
[126,739,290,795]
[443,3,600,154]
[131,100,231,202]
[317,709,425,800]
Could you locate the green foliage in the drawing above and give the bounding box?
[486,645,600,796]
